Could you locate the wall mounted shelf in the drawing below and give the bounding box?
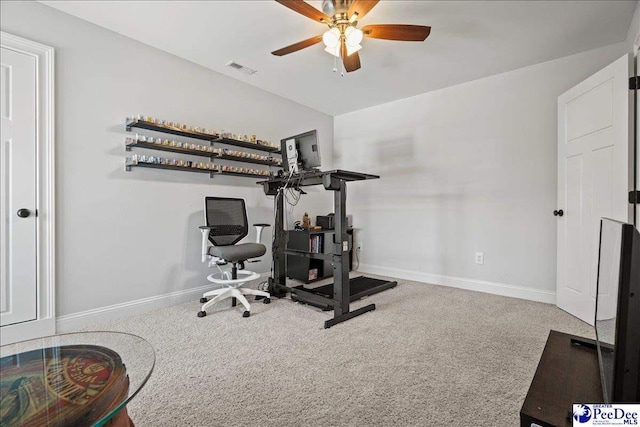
[124,117,282,180]
[211,137,281,153]
[125,159,216,177]
[125,118,215,141]
[125,139,281,167]
[218,170,271,179]
[125,159,271,179]
[125,118,281,153]
[216,154,279,167]
[125,139,214,158]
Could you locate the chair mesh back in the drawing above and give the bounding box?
[205,197,248,246]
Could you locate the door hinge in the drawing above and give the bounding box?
[630,191,640,204]
[631,76,639,90]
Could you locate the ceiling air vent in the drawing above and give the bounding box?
[226,61,257,75]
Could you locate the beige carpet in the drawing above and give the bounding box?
[81,276,593,427]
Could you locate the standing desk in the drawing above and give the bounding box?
[259,169,397,328]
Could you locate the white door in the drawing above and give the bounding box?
[0,46,38,326]
[556,54,633,325]
[636,53,639,228]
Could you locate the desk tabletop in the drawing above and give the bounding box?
[259,169,379,186]
[1,331,155,427]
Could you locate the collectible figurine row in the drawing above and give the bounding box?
[127,154,271,176]
[129,154,218,171]
[126,136,282,165]
[219,165,271,175]
[130,135,220,153]
[220,148,282,165]
[127,115,279,150]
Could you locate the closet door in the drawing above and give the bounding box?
[556,53,633,325]
[0,46,38,327]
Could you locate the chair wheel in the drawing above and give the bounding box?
[199,297,208,304]
[263,298,271,304]
[243,311,250,318]
[197,311,207,318]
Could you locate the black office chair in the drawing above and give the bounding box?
[197,197,271,318]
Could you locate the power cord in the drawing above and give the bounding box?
[263,169,305,292]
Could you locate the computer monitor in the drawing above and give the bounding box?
[281,130,321,173]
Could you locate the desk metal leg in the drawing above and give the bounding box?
[269,190,287,298]
[333,180,349,317]
[325,304,376,329]
[324,180,375,329]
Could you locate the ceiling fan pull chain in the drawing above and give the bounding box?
[333,54,337,73]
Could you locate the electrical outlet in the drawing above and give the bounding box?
[475,252,484,265]
[357,241,363,251]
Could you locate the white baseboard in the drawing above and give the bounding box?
[56,285,211,332]
[357,264,556,304]
[55,269,553,330]
[1,318,56,345]
[57,273,272,332]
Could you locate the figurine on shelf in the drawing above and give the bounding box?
[302,212,311,230]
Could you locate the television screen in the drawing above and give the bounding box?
[595,219,624,401]
[281,130,320,173]
[594,218,640,403]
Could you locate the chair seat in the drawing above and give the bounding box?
[208,243,266,262]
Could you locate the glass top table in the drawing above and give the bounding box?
[1,331,155,427]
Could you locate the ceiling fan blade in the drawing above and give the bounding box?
[362,24,431,41]
[348,0,380,21]
[275,0,330,24]
[271,35,323,56]
[340,41,361,73]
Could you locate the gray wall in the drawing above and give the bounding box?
[2,0,636,321]
[1,1,333,317]
[334,42,629,299]
[626,1,640,51]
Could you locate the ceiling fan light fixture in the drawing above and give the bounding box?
[344,26,363,47]
[322,27,341,48]
[324,45,341,57]
[346,43,362,56]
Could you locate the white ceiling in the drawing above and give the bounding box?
[41,0,636,116]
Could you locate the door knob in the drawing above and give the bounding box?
[17,208,31,218]
[553,209,564,217]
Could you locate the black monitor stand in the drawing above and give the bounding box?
[260,170,397,328]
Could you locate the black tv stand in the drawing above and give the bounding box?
[520,330,604,426]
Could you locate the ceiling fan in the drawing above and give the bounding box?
[271,0,431,73]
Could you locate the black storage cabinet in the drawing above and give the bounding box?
[286,230,353,283]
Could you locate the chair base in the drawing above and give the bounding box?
[198,270,270,317]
